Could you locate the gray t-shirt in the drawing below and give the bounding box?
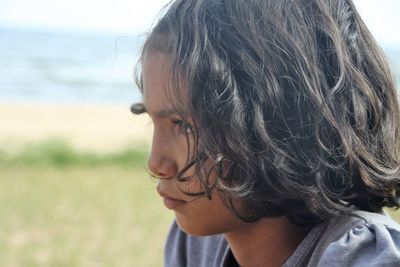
[164,211,400,266]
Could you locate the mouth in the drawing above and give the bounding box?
[163,197,187,209]
[157,190,187,210]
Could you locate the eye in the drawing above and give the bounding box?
[172,119,193,135]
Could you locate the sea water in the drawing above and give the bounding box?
[0,26,399,105]
[0,26,143,105]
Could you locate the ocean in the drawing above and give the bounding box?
[0,26,399,105]
[0,26,143,105]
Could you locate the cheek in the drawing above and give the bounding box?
[174,190,246,236]
[174,158,246,236]
[177,158,212,188]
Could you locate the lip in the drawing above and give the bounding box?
[157,190,187,210]
[163,197,187,209]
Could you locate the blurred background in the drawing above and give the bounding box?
[0,0,399,266]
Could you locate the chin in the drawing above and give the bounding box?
[175,212,241,237]
[176,216,220,236]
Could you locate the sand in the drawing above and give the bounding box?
[0,103,152,153]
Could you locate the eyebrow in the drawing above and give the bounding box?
[153,107,179,118]
[130,103,184,118]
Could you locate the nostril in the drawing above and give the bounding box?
[147,156,177,179]
[146,167,162,179]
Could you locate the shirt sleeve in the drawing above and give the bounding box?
[317,222,400,267]
[164,220,228,267]
[164,220,188,267]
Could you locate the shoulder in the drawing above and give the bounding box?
[164,220,228,267]
[309,211,400,267]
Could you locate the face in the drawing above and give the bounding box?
[142,51,247,236]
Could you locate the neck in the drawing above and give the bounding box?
[224,217,310,267]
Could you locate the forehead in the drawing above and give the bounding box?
[142,51,172,111]
[142,51,189,116]
[142,51,171,93]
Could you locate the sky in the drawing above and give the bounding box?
[0,0,399,45]
[0,0,171,34]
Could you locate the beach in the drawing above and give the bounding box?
[0,103,174,267]
[0,103,152,153]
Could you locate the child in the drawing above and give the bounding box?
[131,0,400,266]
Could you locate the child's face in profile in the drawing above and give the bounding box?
[142,51,247,236]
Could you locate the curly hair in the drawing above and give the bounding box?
[131,0,400,225]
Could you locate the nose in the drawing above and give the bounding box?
[147,154,177,179]
[147,136,177,179]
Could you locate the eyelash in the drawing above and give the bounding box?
[172,119,193,135]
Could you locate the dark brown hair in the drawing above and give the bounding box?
[132,0,400,225]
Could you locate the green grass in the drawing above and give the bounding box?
[0,146,174,267]
[0,141,176,266]
[1,141,399,266]
[0,140,148,168]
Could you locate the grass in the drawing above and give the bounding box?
[0,142,173,267]
[0,139,148,168]
[0,140,399,266]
